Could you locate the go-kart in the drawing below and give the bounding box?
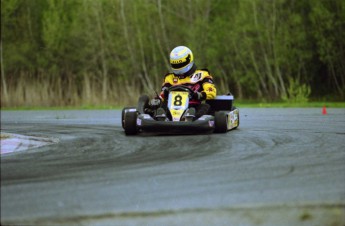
[122,85,239,135]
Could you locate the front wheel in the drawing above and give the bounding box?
[214,111,228,133]
[124,111,138,135]
[122,107,135,129]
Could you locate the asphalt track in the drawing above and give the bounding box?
[1,108,345,226]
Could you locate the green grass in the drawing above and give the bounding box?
[1,101,344,110]
[235,101,345,108]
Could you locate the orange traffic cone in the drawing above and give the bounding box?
[322,106,327,115]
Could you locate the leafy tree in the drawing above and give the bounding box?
[1,0,344,107]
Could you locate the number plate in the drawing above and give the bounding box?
[168,91,189,121]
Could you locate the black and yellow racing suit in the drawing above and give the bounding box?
[160,69,217,104]
[159,69,217,118]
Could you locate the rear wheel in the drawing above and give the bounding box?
[124,111,138,135]
[214,111,228,133]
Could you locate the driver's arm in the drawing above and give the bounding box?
[202,78,217,100]
[160,74,173,100]
[159,86,170,100]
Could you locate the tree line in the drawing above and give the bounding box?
[1,0,344,107]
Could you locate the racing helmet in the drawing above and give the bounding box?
[170,46,194,75]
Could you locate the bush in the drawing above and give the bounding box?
[281,78,311,103]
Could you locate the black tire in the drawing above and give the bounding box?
[124,111,138,135]
[121,107,135,129]
[214,111,228,133]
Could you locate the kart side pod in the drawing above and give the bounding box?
[206,95,234,112]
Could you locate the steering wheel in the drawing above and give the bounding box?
[168,85,194,94]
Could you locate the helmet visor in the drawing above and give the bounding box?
[171,54,191,69]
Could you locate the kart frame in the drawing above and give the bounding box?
[122,93,239,135]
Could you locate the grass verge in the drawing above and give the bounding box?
[235,101,345,108]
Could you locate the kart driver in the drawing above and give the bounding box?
[151,46,217,120]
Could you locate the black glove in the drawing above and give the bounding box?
[150,98,161,107]
[162,87,169,98]
[192,91,206,100]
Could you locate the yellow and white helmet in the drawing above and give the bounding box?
[169,46,194,75]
